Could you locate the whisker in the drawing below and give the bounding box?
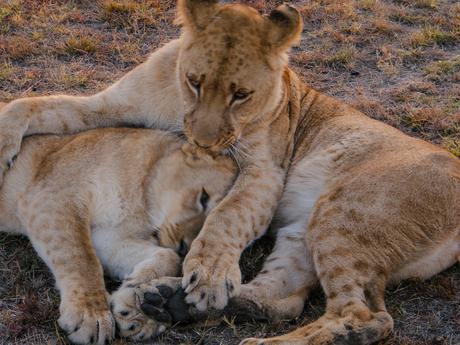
[237,137,253,153]
[228,145,242,173]
[232,141,250,162]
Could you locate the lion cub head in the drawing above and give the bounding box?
[176,0,303,152]
[149,142,237,256]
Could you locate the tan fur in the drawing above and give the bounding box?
[0,123,236,344]
[0,1,459,344]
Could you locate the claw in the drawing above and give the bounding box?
[6,154,17,169]
[151,324,167,339]
[183,271,202,293]
[95,320,100,344]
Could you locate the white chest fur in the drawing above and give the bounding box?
[276,146,342,227]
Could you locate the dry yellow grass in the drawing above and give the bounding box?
[61,36,98,55]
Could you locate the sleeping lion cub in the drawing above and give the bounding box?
[0,116,236,344]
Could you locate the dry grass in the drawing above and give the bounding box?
[60,36,98,55]
[292,0,459,156]
[410,26,459,47]
[0,1,459,345]
[0,36,38,60]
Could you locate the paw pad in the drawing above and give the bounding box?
[141,286,194,325]
[144,292,163,306]
[157,285,174,298]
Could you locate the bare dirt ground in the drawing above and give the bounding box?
[0,0,459,344]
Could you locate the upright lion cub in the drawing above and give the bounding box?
[0,118,236,344]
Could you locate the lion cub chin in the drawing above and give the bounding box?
[0,127,236,345]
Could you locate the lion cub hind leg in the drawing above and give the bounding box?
[240,241,393,345]
[19,193,114,345]
[240,209,396,345]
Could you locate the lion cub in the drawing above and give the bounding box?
[0,127,236,345]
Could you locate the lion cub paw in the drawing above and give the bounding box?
[110,282,168,341]
[138,277,197,325]
[58,299,115,345]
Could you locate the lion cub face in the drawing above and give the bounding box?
[149,143,237,256]
[176,0,303,153]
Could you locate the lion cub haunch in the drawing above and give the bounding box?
[0,127,236,344]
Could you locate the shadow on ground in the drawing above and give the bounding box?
[0,233,458,345]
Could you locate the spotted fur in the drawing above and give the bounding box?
[0,120,236,344]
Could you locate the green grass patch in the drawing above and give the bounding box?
[103,1,138,16]
[101,0,159,30]
[442,136,460,157]
[63,36,97,55]
[410,26,459,47]
[389,12,425,25]
[357,0,376,11]
[414,0,438,9]
[0,0,21,33]
[324,46,356,69]
[0,61,16,81]
[424,57,460,75]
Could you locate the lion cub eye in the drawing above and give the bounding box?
[186,74,201,93]
[199,188,210,211]
[232,89,252,104]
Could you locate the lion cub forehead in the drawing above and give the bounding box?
[216,5,264,30]
[204,11,264,45]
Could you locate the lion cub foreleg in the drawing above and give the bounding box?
[182,161,285,310]
[18,194,114,345]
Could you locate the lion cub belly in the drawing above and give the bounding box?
[390,230,460,283]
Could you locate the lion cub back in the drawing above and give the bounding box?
[0,128,182,233]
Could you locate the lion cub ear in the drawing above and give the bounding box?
[264,4,303,53]
[176,0,219,31]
